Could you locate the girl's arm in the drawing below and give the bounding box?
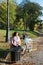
[11,38,17,46]
[17,36,21,46]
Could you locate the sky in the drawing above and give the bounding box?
[0,0,43,7]
[16,0,43,7]
[30,0,43,7]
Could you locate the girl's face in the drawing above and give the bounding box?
[16,32,18,36]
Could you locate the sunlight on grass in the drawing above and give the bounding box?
[0,43,10,49]
[0,30,38,58]
[0,30,6,36]
[0,30,38,38]
[0,30,38,49]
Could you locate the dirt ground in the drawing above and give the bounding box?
[9,37,43,65]
[0,37,43,65]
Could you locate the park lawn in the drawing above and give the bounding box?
[0,30,38,39]
[0,43,10,49]
[10,30,38,38]
[0,30,38,57]
[0,30,38,49]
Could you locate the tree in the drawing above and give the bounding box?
[0,0,17,42]
[26,2,42,31]
[0,2,7,29]
[0,0,17,29]
[16,1,42,31]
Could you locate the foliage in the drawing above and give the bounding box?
[0,2,7,29]
[16,1,42,31]
[0,0,17,29]
[0,0,42,31]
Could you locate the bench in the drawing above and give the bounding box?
[0,48,21,62]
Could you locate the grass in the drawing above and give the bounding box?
[0,30,38,57]
[10,30,38,38]
[0,30,37,49]
[0,30,38,49]
[0,30,38,37]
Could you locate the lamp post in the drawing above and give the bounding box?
[6,0,10,43]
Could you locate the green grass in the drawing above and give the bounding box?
[0,30,38,39]
[0,30,39,57]
[0,30,38,49]
[10,30,38,38]
[0,30,38,48]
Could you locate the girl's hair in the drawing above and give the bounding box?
[12,32,19,37]
[12,32,17,37]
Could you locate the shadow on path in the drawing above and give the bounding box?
[0,60,15,64]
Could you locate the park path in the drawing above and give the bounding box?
[10,36,43,65]
[20,37,43,65]
[0,35,43,65]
